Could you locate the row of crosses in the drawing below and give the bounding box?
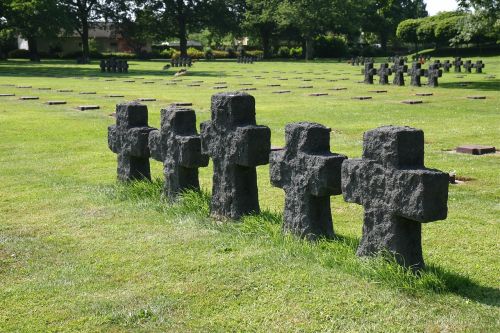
[364,61,442,87]
[108,93,449,271]
[453,58,485,73]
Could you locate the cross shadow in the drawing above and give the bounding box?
[439,79,500,92]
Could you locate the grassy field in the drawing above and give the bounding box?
[0,57,499,332]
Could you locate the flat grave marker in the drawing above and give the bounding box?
[0,94,15,97]
[456,145,496,155]
[402,100,423,104]
[19,96,39,100]
[76,105,100,111]
[352,96,372,100]
[45,101,67,105]
[273,90,291,94]
[467,96,486,100]
[136,98,156,102]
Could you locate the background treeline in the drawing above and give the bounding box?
[0,0,498,61]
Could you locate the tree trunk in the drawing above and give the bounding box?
[81,17,90,61]
[176,0,188,57]
[261,30,271,59]
[27,37,40,62]
[380,32,388,53]
[305,37,314,61]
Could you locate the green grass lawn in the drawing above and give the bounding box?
[0,57,499,332]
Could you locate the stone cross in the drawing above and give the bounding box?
[148,106,209,199]
[377,63,392,85]
[425,63,443,87]
[108,102,155,181]
[200,92,271,219]
[363,62,377,84]
[341,126,449,270]
[270,123,347,240]
[409,62,425,87]
[442,60,452,72]
[474,60,485,73]
[454,57,463,72]
[392,59,408,86]
[463,60,473,73]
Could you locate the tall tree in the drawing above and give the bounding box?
[59,0,129,60]
[3,0,65,61]
[242,0,281,59]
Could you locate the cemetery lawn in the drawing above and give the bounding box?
[0,58,499,332]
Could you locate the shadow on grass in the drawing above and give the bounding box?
[439,79,500,92]
[97,180,499,308]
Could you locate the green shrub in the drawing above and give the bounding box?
[160,48,176,59]
[246,50,264,58]
[102,52,136,59]
[8,49,31,59]
[213,50,229,58]
[289,47,303,58]
[277,46,290,58]
[187,47,204,59]
[315,35,348,58]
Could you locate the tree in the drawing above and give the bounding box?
[139,0,241,57]
[2,0,65,61]
[117,8,158,55]
[59,0,129,60]
[242,0,281,58]
[396,19,420,51]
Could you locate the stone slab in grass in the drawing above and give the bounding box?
[45,101,67,105]
[309,93,328,97]
[277,78,289,81]
[17,86,32,88]
[106,95,125,98]
[57,89,73,92]
[124,80,135,83]
[299,86,313,89]
[302,79,312,82]
[272,90,292,94]
[19,96,39,100]
[267,84,281,87]
[329,87,347,91]
[171,102,192,107]
[456,145,496,155]
[187,84,201,87]
[76,105,100,111]
[467,96,486,100]
[38,87,52,90]
[215,82,227,84]
[213,86,228,89]
[104,79,116,81]
[239,83,253,86]
[143,81,155,84]
[80,92,96,95]
[165,83,177,85]
[416,93,433,96]
[402,100,423,105]
[240,88,257,91]
[0,93,15,97]
[369,90,387,93]
[0,84,15,87]
[352,96,372,100]
[136,98,156,102]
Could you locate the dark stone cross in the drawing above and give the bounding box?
[341,126,449,270]
[108,102,155,182]
[474,60,485,73]
[392,59,408,86]
[409,62,425,87]
[454,57,463,72]
[425,64,443,88]
[200,92,271,219]
[363,62,377,84]
[148,106,209,199]
[442,60,452,72]
[377,63,392,85]
[463,60,473,73]
[270,123,347,240]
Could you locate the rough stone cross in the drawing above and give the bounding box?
[108,102,155,181]
[442,60,452,72]
[474,60,485,73]
[363,62,377,84]
[377,63,392,85]
[341,126,449,270]
[148,106,209,199]
[425,64,443,87]
[392,59,408,86]
[463,60,474,73]
[201,92,271,219]
[409,62,425,87]
[270,123,347,240]
[454,57,463,72]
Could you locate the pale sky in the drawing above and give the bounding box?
[425,0,459,15]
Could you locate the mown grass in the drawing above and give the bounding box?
[0,58,499,332]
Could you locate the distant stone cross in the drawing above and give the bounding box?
[270,123,347,240]
[363,62,377,84]
[474,60,485,73]
[201,92,271,219]
[463,60,473,73]
[108,102,155,181]
[454,57,463,72]
[409,62,425,87]
[148,106,209,199]
[392,59,408,86]
[341,126,449,270]
[425,63,443,87]
[377,63,392,85]
[442,60,452,72]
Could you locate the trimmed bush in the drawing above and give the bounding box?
[290,47,303,59]
[187,47,204,59]
[277,46,290,58]
[213,50,229,58]
[246,50,264,58]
